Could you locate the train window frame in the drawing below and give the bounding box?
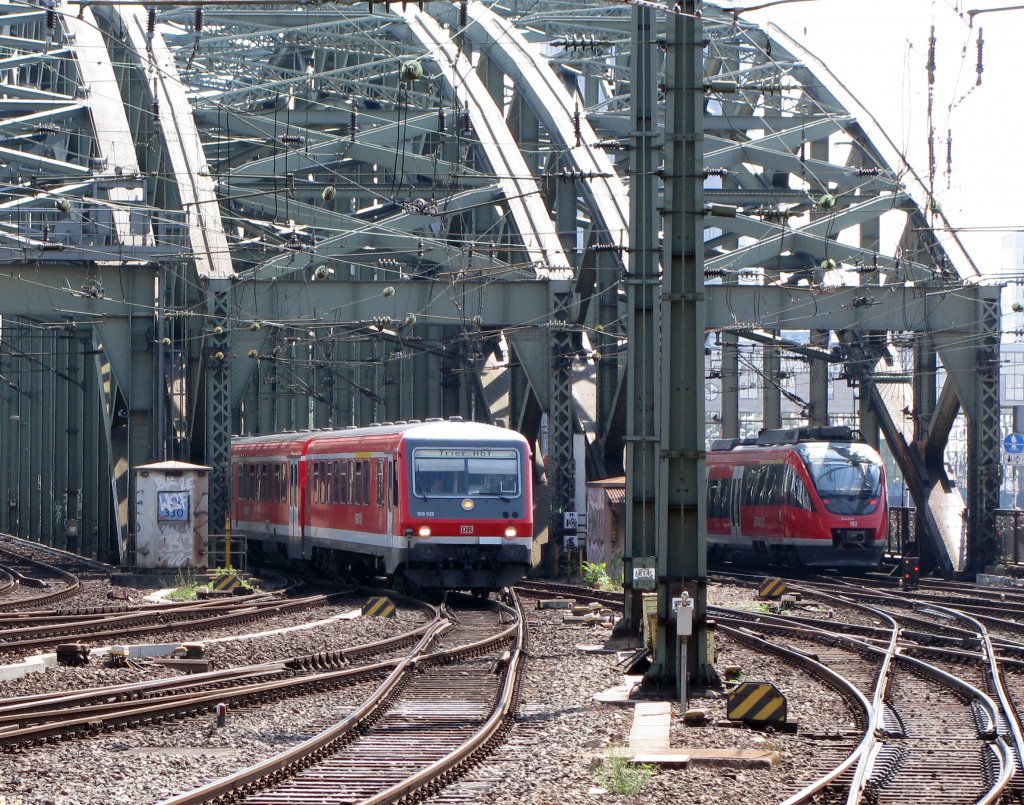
[340,460,350,504]
[376,460,385,507]
[363,459,371,505]
[354,461,363,505]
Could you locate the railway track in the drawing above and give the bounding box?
[153,588,526,805]
[519,576,1024,803]
[0,595,440,750]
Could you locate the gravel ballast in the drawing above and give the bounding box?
[0,576,854,805]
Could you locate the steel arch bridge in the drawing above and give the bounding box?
[0,0,998,575]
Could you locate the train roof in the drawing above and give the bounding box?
[232,417,528,449]
[710,425,864,452]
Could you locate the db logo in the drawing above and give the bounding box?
[460,525,474,534]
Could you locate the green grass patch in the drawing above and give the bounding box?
[598,753,654,796]
[168,570,203,601]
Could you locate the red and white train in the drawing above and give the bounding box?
[231,418,533,591]
[706,426,887,569]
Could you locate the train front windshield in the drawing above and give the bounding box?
[798,443,883,515]
[413,448,521,500]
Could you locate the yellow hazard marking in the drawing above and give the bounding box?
[212,574,241,591]
[757,577,787,599]
[362,596,396,618]
[727,682,787,724]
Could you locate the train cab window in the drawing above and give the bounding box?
[412,449,520,499]
[798,442,883,515]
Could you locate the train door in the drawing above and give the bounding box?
[730,466,744,542]
[288,457,301,558]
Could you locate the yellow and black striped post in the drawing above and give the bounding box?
[726,681,787,725]
[212,573,241,591]
[362,596,396,618]
[757,577,787,600]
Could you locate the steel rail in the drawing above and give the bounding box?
[719,608,1013,804]
[919,604,1022,805]
[715,590,900,805]
[0,594,439,734]
[360,587,526,804]
[154,612,455,805]
[0,544,80,609]
[0,659,401,748]
[718,620,873,804]
[0,593,346,652]
[155,594,521,805]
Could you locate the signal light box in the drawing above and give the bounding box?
[901,556,920,591]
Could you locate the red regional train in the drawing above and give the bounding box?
[706,426,887,569]
[231,418,533,591]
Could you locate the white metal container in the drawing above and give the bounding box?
[134,461,210,570]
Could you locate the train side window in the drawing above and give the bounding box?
[354,461,363,505]
[325,461,334,504]
[741,466,760,506]
[391,459,398,506]
[764,465,783,506]
[281,463,287,502]
[707,478,732,519]
[707,479,720,517]
[376,461,385,507]
[340,461,349,504]
[248,465,256,501]
[271,464,279,502]
[784,464,814,511]
[363,459,371,505]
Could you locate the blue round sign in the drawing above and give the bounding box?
[1005,433,1024,454]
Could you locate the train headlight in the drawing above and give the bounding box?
[461,498,474,511]
[504,526,517,538]
[417,525,431,537]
